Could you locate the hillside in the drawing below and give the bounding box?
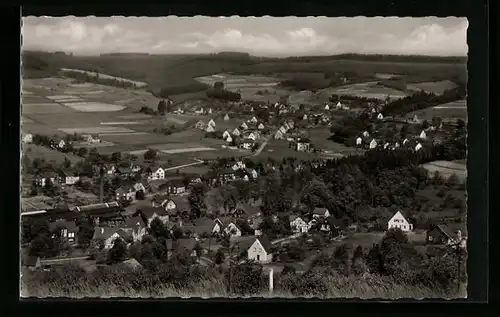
[22,51,467,97]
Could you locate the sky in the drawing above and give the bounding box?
[22,16,468,57]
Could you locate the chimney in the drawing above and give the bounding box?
[269,269,274,295]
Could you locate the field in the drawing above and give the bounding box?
[307,128,362,155]
[61,68,148,87]
[421,160,467,182]
[406,80,459,95]
[22,144,83,164]
[406,99,467,121]
[319,81,409,101]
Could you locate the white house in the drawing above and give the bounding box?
[403,138,409,145]
[279,126,288,134]
[246,132,257,141]
[249,116,258,124]
[369,139,378,149]
[240,122,249,130]
[377,113,384,120]
[208,108,213,114]
[195,108,205,115]
[232,161,246,170]
[274,130,284,140]
[224,114,230,121]
[324,104,330,111]
[415,142,423,152]
[240,139,255,150]
[208,119,216,127]
[147,166,165,181]
[222,130,231,140]
[371,108,377,113]
[250,107,254,112]
[289,216,309,234]
[206,124,215,133]
[226,135,233,143]
[384,142,390,149]
[336,101,342,109]
[232,128,241,136]
[195,120,205,130]
[247,236,273,264]
[303,114,308,120]
[388,211,413,232]
[395,142,400,148]
[356,137,362,146]
[163,199,177,211]
[22,133,33,143]
[258,123,265,130]
[363,131,370,138]
[82,134,101,144]
[224,222,242,238]
[296,140,310,152]
[419,130,427,139]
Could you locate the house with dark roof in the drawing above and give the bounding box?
[145,165,165,181]
[135,206,169,226]
[312,207,330,220]
[35,171,58,187]
[21,254,41,271]
[247,236,273,264]
[56,168,80,185]
[49,219,79,244]
[426,223,466,246]
[166,179,186,195]
[231,202,261,219]
[166,238,200,258]
[116,166,133,177]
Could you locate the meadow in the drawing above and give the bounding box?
[406,80,459,95]
[421,160,467,182]
[406,100,467,121]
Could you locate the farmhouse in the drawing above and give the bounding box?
[289,215,309,234]
[274,130,284,140]
[135,206,170,226]
[247,236,273,264]
[232,161,246,170]
[426,224,466,247]
[92,227,133,249]
[249,116,258,124]
[279,125,288,134]
[369,139,378,149]
[377,113,384,120]
[336,101,342,109]
[48,219,79,244]
[195,108,205,115]
[208,119,216,127]
[146,165,165,181]
[166,179,186,195]
[115,183,145,201]
[52,139,66,149]
[415,143,423,152]
[225,134,233,143]
[240,122,249,130]
[388,211,413,232]
[82,134,101,144]
[22,133,33,143]
[205,124,216,133]
[324,104,330,111]
[232,127,241,136]
[195,120,206,130]
[224,114,230,121]
[208,108,213,114]
[222,130,231,140]
[419,130,427,139]
[116,166,133,177]
[36,171,57,187]
[257,123,265,130]
[303,114,308,120]
[57,169,80,185]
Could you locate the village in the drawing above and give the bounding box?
[20,16,469,296]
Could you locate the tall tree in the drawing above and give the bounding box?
[157,100,167,115]
[108,237,127,263]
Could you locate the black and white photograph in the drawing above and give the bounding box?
[20,16,468,299]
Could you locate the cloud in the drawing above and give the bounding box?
[21,17,467,56]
